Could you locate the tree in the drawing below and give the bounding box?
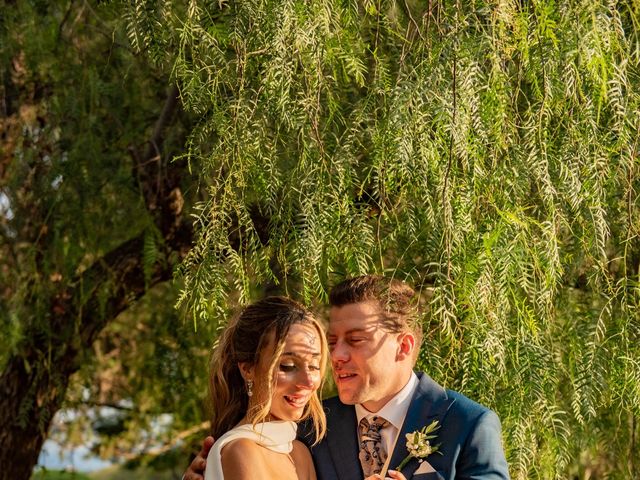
[0,2,195,478]
[1,1,639,479]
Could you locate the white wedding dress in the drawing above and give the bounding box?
[204,420,297,480]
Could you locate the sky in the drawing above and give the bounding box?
[35,407,174,473]
[37,439,115,472]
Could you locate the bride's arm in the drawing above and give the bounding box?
[291,440,316,480]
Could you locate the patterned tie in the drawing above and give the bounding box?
[358,416,390,476]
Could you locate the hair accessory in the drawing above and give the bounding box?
[246,379,253,397]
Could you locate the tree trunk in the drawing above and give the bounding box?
[0,355,71,480]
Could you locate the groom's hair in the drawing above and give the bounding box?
[329,275,423,357]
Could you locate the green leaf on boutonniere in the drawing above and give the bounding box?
[396,420,443,471]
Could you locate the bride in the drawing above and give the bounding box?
[204,296,327,480]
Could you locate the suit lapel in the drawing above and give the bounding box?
[388,373,455,476]
[326,403,363,480]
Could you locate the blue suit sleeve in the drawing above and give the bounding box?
[456,410,510,480]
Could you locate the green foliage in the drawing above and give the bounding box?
[52,283,215,463]
[0,0,168,365]
[2,0,639,478]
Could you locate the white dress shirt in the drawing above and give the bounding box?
[355,372,419,457]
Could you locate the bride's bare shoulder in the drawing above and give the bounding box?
[220,438,265,477]
[291,440,312,461]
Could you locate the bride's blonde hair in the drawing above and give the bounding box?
[209,296,327,444]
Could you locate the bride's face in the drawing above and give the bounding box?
[258,323,323,421]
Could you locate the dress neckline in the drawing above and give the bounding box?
[204,420,298,480]
[225,420,297,453]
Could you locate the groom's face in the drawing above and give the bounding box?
[327,301,412,412]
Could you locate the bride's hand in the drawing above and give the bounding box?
[364,470,407,480]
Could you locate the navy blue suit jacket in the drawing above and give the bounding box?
[299,373,509,480]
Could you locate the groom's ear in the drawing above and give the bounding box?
[396,332,416,361]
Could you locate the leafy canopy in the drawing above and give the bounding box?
[137,1,638,478]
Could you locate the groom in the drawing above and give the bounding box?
[184,275,509,479]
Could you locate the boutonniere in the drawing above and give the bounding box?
[396,420,442,471]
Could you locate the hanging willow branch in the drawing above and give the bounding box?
[123,1,640,478]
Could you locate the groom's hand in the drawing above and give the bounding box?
[183,436,214,480]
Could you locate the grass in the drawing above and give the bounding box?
[32,470,92,480]
[88,465,181,480]
[32,466,181,480]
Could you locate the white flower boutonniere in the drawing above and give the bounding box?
[396,420,442,471]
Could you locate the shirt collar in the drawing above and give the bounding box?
[355,372,419,430]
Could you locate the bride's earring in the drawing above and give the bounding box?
[246,380,253,397]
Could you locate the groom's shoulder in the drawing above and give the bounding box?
[415,371,494,420]
[321,395,351,418]
[297,396,352,449]
[445,388,493,419]
[321,395,342,407]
